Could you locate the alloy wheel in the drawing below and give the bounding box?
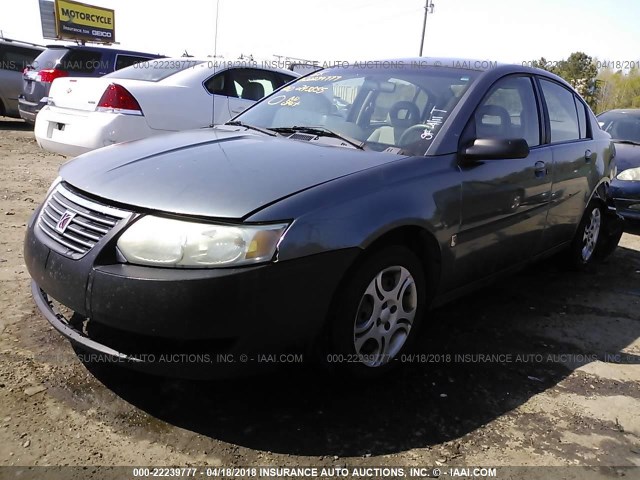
[581,207,601,263]
[353,265,418,367]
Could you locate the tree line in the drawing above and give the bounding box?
[528,52,640,114]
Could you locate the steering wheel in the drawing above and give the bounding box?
[398,124,432,147]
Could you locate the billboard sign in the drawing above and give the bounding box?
[54,0,115,44]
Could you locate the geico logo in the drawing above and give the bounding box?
[92,30,112,38]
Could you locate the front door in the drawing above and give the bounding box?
[453,75,553,286]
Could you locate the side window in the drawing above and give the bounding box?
[62,50,102,74]
[1,46,41,72]
[225,68,282,101]
[474,76,540,147]
[539,79,580,143]
[115,55,152,71]
[204,71,227,96]
[574,95,589,139]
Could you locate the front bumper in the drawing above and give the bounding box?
[25,204,358,377]
[609,180,640,221]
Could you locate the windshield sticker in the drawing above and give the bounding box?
[303,75,343,83]
[296,85,329,94]
[266,94,302,107]
[280,96,302,107]
[426,108,447,130]
[419,108,448,141]
[267,95,287,105]
[421,129,434,141]
[282,84,329,95]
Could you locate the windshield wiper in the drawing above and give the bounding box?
[273,126,366,150]
[225,121,277,137]
[613,139,640,146]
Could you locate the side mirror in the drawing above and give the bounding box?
[460,138,530,162]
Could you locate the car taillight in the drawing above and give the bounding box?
[96,83,143,115]
[37,69,68,83]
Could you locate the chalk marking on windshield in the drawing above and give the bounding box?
[268,95,287,105]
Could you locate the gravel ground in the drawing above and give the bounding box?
[0,116,639,472]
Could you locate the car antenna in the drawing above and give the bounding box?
[210,0,221,128]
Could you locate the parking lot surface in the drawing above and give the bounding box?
[0,117,639,468]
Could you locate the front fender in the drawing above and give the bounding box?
[247,153,461,268]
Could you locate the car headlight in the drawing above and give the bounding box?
[117,216,289,268]
[616,167,640,181]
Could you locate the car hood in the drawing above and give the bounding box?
[614,142,640,172]
[60,127,402,219]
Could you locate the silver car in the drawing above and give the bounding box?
[0,38,43,118]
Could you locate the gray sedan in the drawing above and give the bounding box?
[24,59,622,378]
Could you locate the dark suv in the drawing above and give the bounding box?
[19,44,163,123]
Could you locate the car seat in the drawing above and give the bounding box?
[367,101,421,145]
[475,105,513,138]
[241,82,265,101]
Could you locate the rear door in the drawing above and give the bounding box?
[537,78,599,249]
[453,75,553,284]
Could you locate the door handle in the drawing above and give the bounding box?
[585,149,594,162]
[534,160,547,177]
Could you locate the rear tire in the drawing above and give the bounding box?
[327,246,426,378]
[567,201,604,269]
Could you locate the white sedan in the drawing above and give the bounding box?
[34,58,299,156]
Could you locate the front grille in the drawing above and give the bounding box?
[38,183,130,258]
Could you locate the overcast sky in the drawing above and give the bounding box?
[1,0,638,65]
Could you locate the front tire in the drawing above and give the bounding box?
[328,246,426,377]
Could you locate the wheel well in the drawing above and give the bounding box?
[0,99,5,117]
[590,181,609,207]
[312,226,443,357]
[364,226,441,301]
[335,226,442,309]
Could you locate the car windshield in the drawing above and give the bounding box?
[105,59,204,82]
[234,65,479,154]
[598,112,640,144]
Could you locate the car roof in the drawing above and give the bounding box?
[0,37,45,49]
[44,44,163,57]
[374,57,508,71]
[308,57,576,91]
[155,57,301,77]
